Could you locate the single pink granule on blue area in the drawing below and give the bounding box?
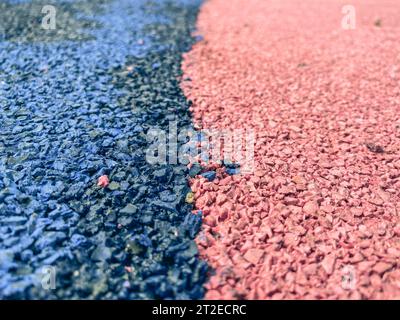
[97,175,110,188]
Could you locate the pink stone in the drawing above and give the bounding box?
[373,262,393,275]
[97,175,109,188]
[243,249,265,265]
[321,254,336,275]
[303,201,319,215]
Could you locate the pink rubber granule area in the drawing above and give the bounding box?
[182,0,400,299]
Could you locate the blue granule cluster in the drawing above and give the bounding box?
[0,0,207,299]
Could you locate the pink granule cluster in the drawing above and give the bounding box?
[182,0,400,299]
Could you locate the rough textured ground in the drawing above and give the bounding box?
[0,0,207,299]
[182,0,400,299]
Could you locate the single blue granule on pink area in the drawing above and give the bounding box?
[200,171,216,181]
[226,168,240,175]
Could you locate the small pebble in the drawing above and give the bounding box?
[97,175,110,188]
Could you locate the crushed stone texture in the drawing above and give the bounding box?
[0,0,207,299]
[182,0,400,299]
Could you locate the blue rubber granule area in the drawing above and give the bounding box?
[0,0,208,299]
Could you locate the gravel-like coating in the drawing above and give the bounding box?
[0,0,207,299]
[182,0,400,299]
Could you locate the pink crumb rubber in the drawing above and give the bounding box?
[97,175,110,188]
[182,0,400,299]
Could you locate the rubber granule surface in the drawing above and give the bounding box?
[0,0,207,299]
[182,0,400,299]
